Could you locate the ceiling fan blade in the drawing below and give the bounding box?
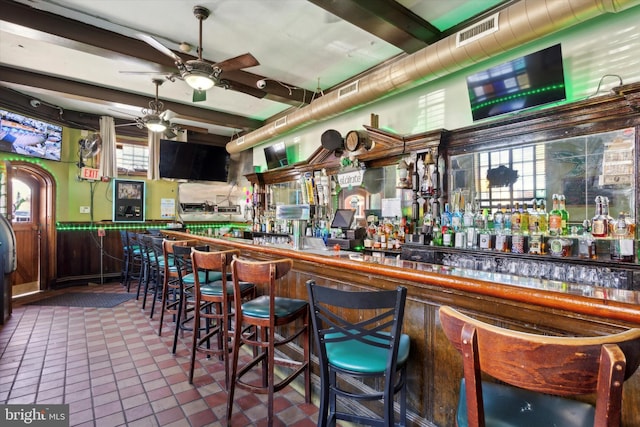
[215,53,260,72]
[193,89,207,102]
[114,121,139,127]
[137,33,183,63]
[119,70,165,75]
[163,128,178,139]
[109,108,140,118]
[160,109,175,121]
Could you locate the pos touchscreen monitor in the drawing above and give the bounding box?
[331,209,355,229]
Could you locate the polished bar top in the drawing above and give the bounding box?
[166,231,640,325]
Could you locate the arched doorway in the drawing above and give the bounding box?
[10,161,56,297]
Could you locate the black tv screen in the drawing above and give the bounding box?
[264,141,288,170]
[331,209,355,229]
[466,44,566,121]
[159,139,229,182]
[0,109,63,161]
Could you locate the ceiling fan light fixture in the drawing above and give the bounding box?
[144,115,167,132]
[184,72,215,91]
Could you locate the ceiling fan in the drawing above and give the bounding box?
[113,79,209,138]
[137,5,260,102]
[114,78,174,136]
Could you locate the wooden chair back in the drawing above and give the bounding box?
[191,249,240,278]
[229,256,293,325]
[439,306,640,427]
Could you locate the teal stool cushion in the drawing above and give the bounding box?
[242,296,307,319]
[183,270,222,284]
[325,331,410,373]
[200,280,254,296]
[457,378,595,427]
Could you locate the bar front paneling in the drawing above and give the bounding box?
[166,231,640,427]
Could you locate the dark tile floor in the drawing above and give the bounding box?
[1,283,320,427]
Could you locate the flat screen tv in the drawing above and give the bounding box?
[0,109,63,161]
[466,44,566,121]
[264,141,288,170]
[159,139,229,182]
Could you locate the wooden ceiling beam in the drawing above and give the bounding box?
[307,0,438,53]
[0,0,310,105]
[0,65,263,131]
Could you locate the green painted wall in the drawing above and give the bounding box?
[2,126,178,222]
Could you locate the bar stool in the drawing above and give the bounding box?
[147,235,169,319]
[135,233,155,306]
[439,306,640,427]
[124,231,143,292]
[157,238,196,340]
[168,243,211,354]
[306,280,410,427]
[119,230,131,288]
[227,257,310,426]
[188,248,256,385]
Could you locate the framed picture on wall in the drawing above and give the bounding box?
[113,179,145,222]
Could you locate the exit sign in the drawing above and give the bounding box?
[80,167,100,180]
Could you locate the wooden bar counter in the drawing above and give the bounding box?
[166,231,640,427]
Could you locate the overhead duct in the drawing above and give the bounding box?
[226,0,640,154]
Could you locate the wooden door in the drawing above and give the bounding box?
[12,170,41,295]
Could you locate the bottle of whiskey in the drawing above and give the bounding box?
[591,196,608,238]
[511,202,521,234]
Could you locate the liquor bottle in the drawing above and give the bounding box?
[520,202,529,235]
[548,194,562,236]
[432,218,443,246]
[591,196,608,238]
[474,206,486,231]
[486,208,495,232]
[441,203,452,228]
[511,202,521,234]
[451,204,463,231]
[493,203,504,232]
[442,225,453,247]
[503,204,512,234]
[603,196,615,236]
[463,202,475,229]
[558,194,569,235]
[528,200,539,234]
[579,224,596,259]
[537,200,548,234]
[529,222,543,254]
[611,212,635,262]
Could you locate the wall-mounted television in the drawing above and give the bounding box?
[0,109,63,161]
[264,141,288,170]
[466,44,566,121]
[159,139,229,182]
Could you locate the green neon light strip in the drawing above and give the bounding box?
[56,223,249,231]
[471,84,565,111]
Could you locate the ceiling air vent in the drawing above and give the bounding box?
[274,116,287,129]
[338,80,359,99]
[456,13,499,48]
